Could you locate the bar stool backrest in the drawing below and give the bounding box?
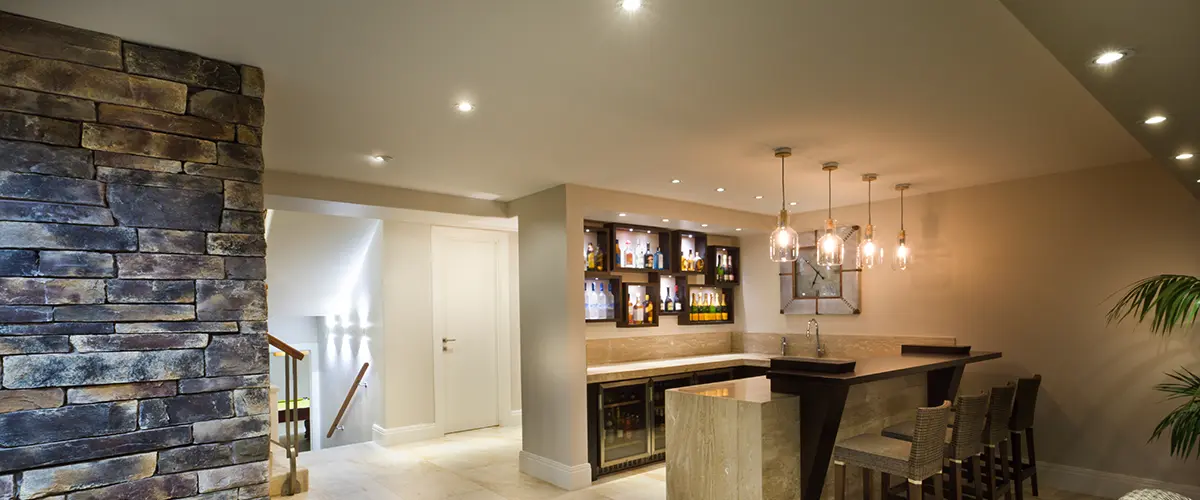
[983,383,1016,446]
[907,400,952,479]
[949,392,989,459]
[1008,374,1042,431]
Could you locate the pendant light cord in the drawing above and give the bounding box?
[780,157,786,210]
[826,169,833,219]
[900,189,905,231]
[867,180,872,225]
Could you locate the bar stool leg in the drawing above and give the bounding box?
[1025,429,1039,497]
[836,462,847,500]
[864,468,874,500]
[1000,441,1013,500]
[882,473,892,500]
[909,479,924,500]
[1010,432,1025,500]
[971,456,983,500]
[984,446,997,500]
[950,460,963,500]
[934,472,944,500]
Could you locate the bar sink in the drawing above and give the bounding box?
[770,356,856,374]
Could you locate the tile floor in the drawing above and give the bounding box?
[291,426,1108,500]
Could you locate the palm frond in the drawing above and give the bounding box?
[1150,368,1200,460]
[1106,274,1200,335]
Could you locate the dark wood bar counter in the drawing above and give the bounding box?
[767,347,1001,500]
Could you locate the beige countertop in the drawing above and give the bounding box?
[586,353,774,383]
[669,375,797,404]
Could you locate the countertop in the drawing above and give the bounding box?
[767,351,1001,387]
[585,353,773,383]
[669,375,796,403]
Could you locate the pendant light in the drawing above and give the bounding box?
[815,162,844,267]
[769,147,800,262]
[857,174,883,269]
[893,183,913,270]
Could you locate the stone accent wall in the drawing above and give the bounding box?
[0,11,269,500]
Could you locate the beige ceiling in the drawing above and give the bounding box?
[0,0,1153,213]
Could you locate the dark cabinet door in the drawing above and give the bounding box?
[650,374,694,453]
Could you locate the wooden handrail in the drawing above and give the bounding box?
[268,334,306,360]
[327,362,369,438]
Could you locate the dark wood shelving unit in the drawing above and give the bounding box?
[670,230,708,275]
[608,223,671,273]
[617,282,660,328]
[678,284,735,325]
[706,245,741,287]
[584,221,613,273]
[585,275,622,323]
[650,273,686,316]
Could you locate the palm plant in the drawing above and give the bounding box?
[1107,274,1200,459]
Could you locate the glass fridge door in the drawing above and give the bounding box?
[599,379,651,466]
[651,374,694,453]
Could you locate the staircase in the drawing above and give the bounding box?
[268,336,311,497]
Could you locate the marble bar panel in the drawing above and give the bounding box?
[737,333,955,358]
[587,331,733,365]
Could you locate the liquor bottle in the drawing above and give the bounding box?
[627,295,635,324]
[634,295,644,323]
[644,294,654,323]
[685,249,694,271]
[585,283,595,320]
[635,243,646,269]
[720,293,728,321]
[586,243,596,271]
[654,247,664,270]
[673,286,681,312]
[614,240,622,268]
[664,290,673,314]
[644,243,653,269]
[624,240,634,268]
[596,245,606,272]
[696,252,705,273]
[603,284,615,320]
[680,251,688,272]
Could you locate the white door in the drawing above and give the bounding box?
[433,227,505,433]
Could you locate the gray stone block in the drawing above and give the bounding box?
[0,138,92,178]
[187,490,239,500]
[207,233,266,256]
[106,279,196,303]
[0,388,63,414]
[66,472,198,500]
[225,257,266,280]
[238,483,270,499]
[0,110,80,146]
[241,66,264,98]
[216,142,263,171]
[71,333,209,352]
[19,452,156,498]
[238,321,268,334]
[108,183,223,230]
[0,50,186,113]
[0,85,96,121]
[66,381,176,404]
[2,350,204,388]
[38,251,114,277]
[232,436,270,464]
[220,211,265,234]
[0,278,105,305]
[178,375,269,394]
[236,125,261,146]
[224,180,263,211]
[0,12,122,69]
[189,90,264,127]
[82,123,216,163]
[197,462,268,493]
[116,321,238,334]
[0,427,190,473]
[98,103,234,141]
[192,415,269,443]
[0,335,69,355]
[54,304,195,322]
[0,305,51,322]
[0,322,113,335]
[0,249,36,276]
[0,401,136,446]
[205,335,268,376]
[0,474,10,499]
[98,166,223,192]
[117,254,224,279]
[125,43,240,93]
[93,150,182,173]
[0,200,115,225]
[196,280,266,320]
[0,221,136,250]
[139,391,234,429]
[137,228,206,254]
[183,162,263,183]
[0,171,104,206]
[158,443,233,474]
[233,388,270,417]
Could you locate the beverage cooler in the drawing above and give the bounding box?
[650,374,693,455]
[597,379,651,473]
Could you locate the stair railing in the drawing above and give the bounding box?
[327,362,370,438]
[268,334,305,496]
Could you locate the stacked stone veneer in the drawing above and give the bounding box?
[0,11,269,500]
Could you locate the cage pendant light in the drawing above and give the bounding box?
[815,162,844,267]
[769,147,800,263]
[893,183,913,270]
[857,174,883,269]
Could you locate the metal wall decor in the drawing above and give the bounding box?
[779,224,862,315]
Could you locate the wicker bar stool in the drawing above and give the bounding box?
[880,392,990,500]
[833,401,952,500]
[1007,375,1042,500]
[979,383,1017,500]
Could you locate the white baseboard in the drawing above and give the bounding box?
[518,450,592,491]
[1041,462,1200,499]
[502,409,523,427]
[371,423,441,447]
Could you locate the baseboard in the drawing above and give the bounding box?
[518,450,591,490]
[1041,462,1200,499]
[371,423,441,447]
[502,409,523,427]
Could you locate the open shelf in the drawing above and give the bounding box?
[707,245,740,286]
[670,231,708,275]
[609,224,671,273]
[679,284,734,325]
[585,276,621,323]
[584,222,612,273]
[617,282,660,328]
[652,274,685,316]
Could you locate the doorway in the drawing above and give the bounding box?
[431,226,512,434]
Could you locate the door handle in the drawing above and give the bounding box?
[442,338,457,351]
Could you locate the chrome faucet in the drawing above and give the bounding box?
[780,335,788,356]
[806,319,826,357]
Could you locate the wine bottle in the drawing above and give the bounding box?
[664,290,673,313]
[689,293,697,321]
[606,416,615,443]
[616,408,624,439]
[673,286,681,312]
[716,253,725,281]
[720,293,728,321]
[586,243,595,271]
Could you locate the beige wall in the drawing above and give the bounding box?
[743,160,1200,487]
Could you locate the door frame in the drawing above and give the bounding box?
[430,226,515,435]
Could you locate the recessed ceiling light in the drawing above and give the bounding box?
[621,0,642,12]
[701,224,708,227]
[735,228,742,231]
[789,201,798,206]
[618,213,627,217]
[715,188,725,192]
[662,218,670,222]
[1176,153,1194,160]
[755,195,763,200]
[456,101,474,112]
[671,179,681,184]
[1144,115,1167,125]
[1093,50,1127,65]
[369,155,392,165]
